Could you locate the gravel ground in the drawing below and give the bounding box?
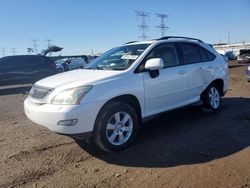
[0,63,250,188]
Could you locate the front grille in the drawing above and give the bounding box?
[29,85,54,99]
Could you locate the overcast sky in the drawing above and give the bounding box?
[0,0,250,56]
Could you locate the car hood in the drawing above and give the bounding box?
[35,69,123,88]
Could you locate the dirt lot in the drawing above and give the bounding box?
[0,63,250,188]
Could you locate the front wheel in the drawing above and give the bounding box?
[93,101,139,152]
[202,84,221,112]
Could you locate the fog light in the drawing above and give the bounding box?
[57,119,78,126]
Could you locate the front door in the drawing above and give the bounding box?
[142,43,188,117]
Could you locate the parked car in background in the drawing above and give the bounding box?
[238,49,250,63]
[55,57,87,73]
[55,59,69,73]
[246,65,250,82]
[0,55,57,86]
[215,49,228,62]
[24,36,228,152]
[225,51,236,60]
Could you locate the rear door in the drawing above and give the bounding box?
[178,42,215,102]
[141,43,188,117]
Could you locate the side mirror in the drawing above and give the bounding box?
[145,58,164,71]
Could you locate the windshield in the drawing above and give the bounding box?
[85,44,150,70]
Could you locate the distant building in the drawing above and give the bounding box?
[213,42,250,56]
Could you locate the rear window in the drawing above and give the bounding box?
[179,43,216,64]
[198,46,216,62]
[179,43,200,64]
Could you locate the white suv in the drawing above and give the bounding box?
[24,36,228,152]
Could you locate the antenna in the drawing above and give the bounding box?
[45,39,52,47]
[31,39,39,54]
[135,10,150,40]
[156,13,169,37]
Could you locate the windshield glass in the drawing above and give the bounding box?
[85,44,150,70]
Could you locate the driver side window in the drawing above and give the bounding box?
[138,43,180,72]
[147,44,180,68]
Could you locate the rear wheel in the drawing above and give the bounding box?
[93,101,139,152]
[202,84,221,112]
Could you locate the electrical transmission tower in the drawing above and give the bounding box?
[135,10,150,40]
[156,13,169,37]
[31,39,39,54]
[11,48,17,55]
[1,47,6,57]
[45,39,52,47]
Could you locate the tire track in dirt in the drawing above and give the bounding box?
[1,168,55,188]
[1,141,94,187]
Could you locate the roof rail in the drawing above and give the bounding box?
[158,36,204,43]
[124,41,138,45]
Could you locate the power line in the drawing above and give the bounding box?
[156,13,169,37]
[135,10,150,40]
[31,39,39,54]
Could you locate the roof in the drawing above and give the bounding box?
[124,36,204,46]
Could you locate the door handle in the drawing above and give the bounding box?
[208,65,213,69]
[178,70,186,75]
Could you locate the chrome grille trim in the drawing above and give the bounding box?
[29,85,54,99]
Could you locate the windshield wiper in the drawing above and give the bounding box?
[96,66,104,70]
[85,66,103,70]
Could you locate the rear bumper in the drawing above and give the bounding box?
[238,59,250,64]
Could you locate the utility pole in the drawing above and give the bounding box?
[45,39,52,48]
[1,47,6,57]
[31,39,39,54]
[135,10,150,40]
[11,48,16,55]
[156,13,169,37]
[228,31,231,44]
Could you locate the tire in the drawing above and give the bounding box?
[93,101,139,152]
[202,84,221,112]
[57,67,64,73]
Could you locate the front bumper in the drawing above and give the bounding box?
[24,97,103,135]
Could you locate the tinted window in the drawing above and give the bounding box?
[199,47,209,62]
[205,49,216,61]
[179,43,200,64]
[197,46,216,62]
[146,44,180,68]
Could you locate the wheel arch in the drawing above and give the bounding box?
[202,78,225,98]
[210,79,224,96]
[96,94,142,124]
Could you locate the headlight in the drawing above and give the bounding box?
[51,86,93,105]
